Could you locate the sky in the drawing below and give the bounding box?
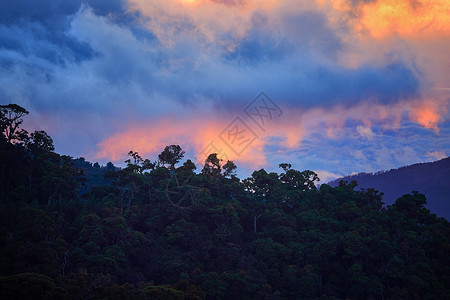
[0,0,449,182]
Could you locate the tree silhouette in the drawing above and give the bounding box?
[0,104,29,143]
[158,145,185,169]
[223,160,237,178]
[201,153,222,177]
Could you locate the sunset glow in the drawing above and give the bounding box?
[411,102,445,133]
[360,0,450,39]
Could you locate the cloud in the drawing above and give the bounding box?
[315,169,343,183]
[0,0,129,65]
[409,99,448,133]
[127,0,281,49]
[358,0,450,40]
[356,125,374,139]
[93,115,268,169]
[426,150,447,161]
[91,96,447,175]
[0,0,449,178]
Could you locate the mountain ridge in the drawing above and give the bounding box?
[328,157,450,219]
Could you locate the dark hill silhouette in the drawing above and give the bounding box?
[328,157,450,219]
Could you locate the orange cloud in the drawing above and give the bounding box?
[93,104,315,169]
[410,100,446,132]
[359,0,450,39]
[316,0,450,94]
[93,95,448,168]
[94,116,271,169]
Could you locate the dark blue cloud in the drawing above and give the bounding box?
[188,59,420,110]
[0,0,128,66]
[0,0,81,25]
[278,62,420,106]
[0,21,96,66]
[0,0,126,24]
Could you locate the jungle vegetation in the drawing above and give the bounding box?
[0,104,449,299]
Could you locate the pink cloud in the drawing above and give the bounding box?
[93,95,447,166]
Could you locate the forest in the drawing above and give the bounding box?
[0,104,449,299]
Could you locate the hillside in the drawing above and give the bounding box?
[1,104,449,299]
[328,157,450,219]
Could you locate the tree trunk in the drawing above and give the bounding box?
[254,214,262,232]
[57,250,70,278]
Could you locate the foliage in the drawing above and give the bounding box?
[1,105,449,299]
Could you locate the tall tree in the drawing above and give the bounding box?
[222,161,237,178]
[158,145,185,169]
[0,104,29,143]
[26,130,55,156]
[201,153,222,178]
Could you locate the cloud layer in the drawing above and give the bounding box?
[0,0,449,178]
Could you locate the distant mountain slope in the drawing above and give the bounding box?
[328,157,450,219]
